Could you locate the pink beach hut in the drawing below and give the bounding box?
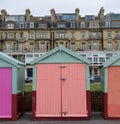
[0,52,25,120]
[31,46,91,120]
[102,53,120,119]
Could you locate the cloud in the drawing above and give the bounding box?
[0,0,120,16]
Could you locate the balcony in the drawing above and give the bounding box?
[18,38,26,42]
[70,37,76,41]
[80,37,88,40]
[4,49,25,53]
[36,37,50,41]
[3,37,17,41]
[89,36,102,40]
[55,37,69,41]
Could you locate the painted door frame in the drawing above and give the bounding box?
[107,66,120,117]
[36,64,87,117]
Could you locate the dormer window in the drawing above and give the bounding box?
[80,22,85,28]
[39,23,47,28]
[91,22,99,28]
[71,22,75,28]
[7,24,14,29]
[60,33,65,39]
[30,22,34,28]
[57,23,65,28]
[20,22,24,28]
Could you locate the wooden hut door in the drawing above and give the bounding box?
[108,66,120,117]
[36,64,61,117]
[61,64,88,117]
[0,68,12,118]
[36,64,87,117]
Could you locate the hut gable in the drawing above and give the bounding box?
[0,52,25,67]
[0,52,25,120]
[31,45,90,65]
[103,53,120,68]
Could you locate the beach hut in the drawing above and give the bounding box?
[31,46,91,120]
[102,53,120,119]
[0,52,25,120]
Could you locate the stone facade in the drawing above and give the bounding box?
[0,7,120,76]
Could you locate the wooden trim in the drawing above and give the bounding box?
[32,117,90,121]
[32,91,36,120]
[87,90,91,118]
[12,94,17,120]
[104,93,108,119]
[12,93,24,120]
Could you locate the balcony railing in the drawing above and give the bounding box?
[55,37,69,41]
[2,37,17,41]
[80,37,88,40]
[36,38,50,41]
[89,36,102,40]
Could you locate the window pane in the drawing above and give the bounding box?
[19,43,24,52]
[81,22,85,28]
[81,43,86,51]
[93,55,98,63]
[30,22,34,28]
[70,43,75,51]
[81,32,85,38]
[108,32,111,38]
[20,32,24,39]
[107,42,112,51]
[93,43,97,50]
[115,42,118,50]
[29,33,34,39]
[71,32,75,38]
[94,68,98,75]
[30,44,34,52]
[40,44,46,51]
[27,68,33,77]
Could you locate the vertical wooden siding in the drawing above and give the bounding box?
[0,68,12,118]
[36,64,61,117]
[36,64,87,117]
[62,64,87,117]
[108,66,120,117]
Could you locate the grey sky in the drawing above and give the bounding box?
[0,0,120,16]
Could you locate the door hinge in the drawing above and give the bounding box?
[63,112,67,115]
[60,112,67,115]
[60,78,67,81]
[60,66,66,68]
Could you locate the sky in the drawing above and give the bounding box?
[0,0,120,16]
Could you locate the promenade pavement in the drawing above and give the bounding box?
[0,112,120,124]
